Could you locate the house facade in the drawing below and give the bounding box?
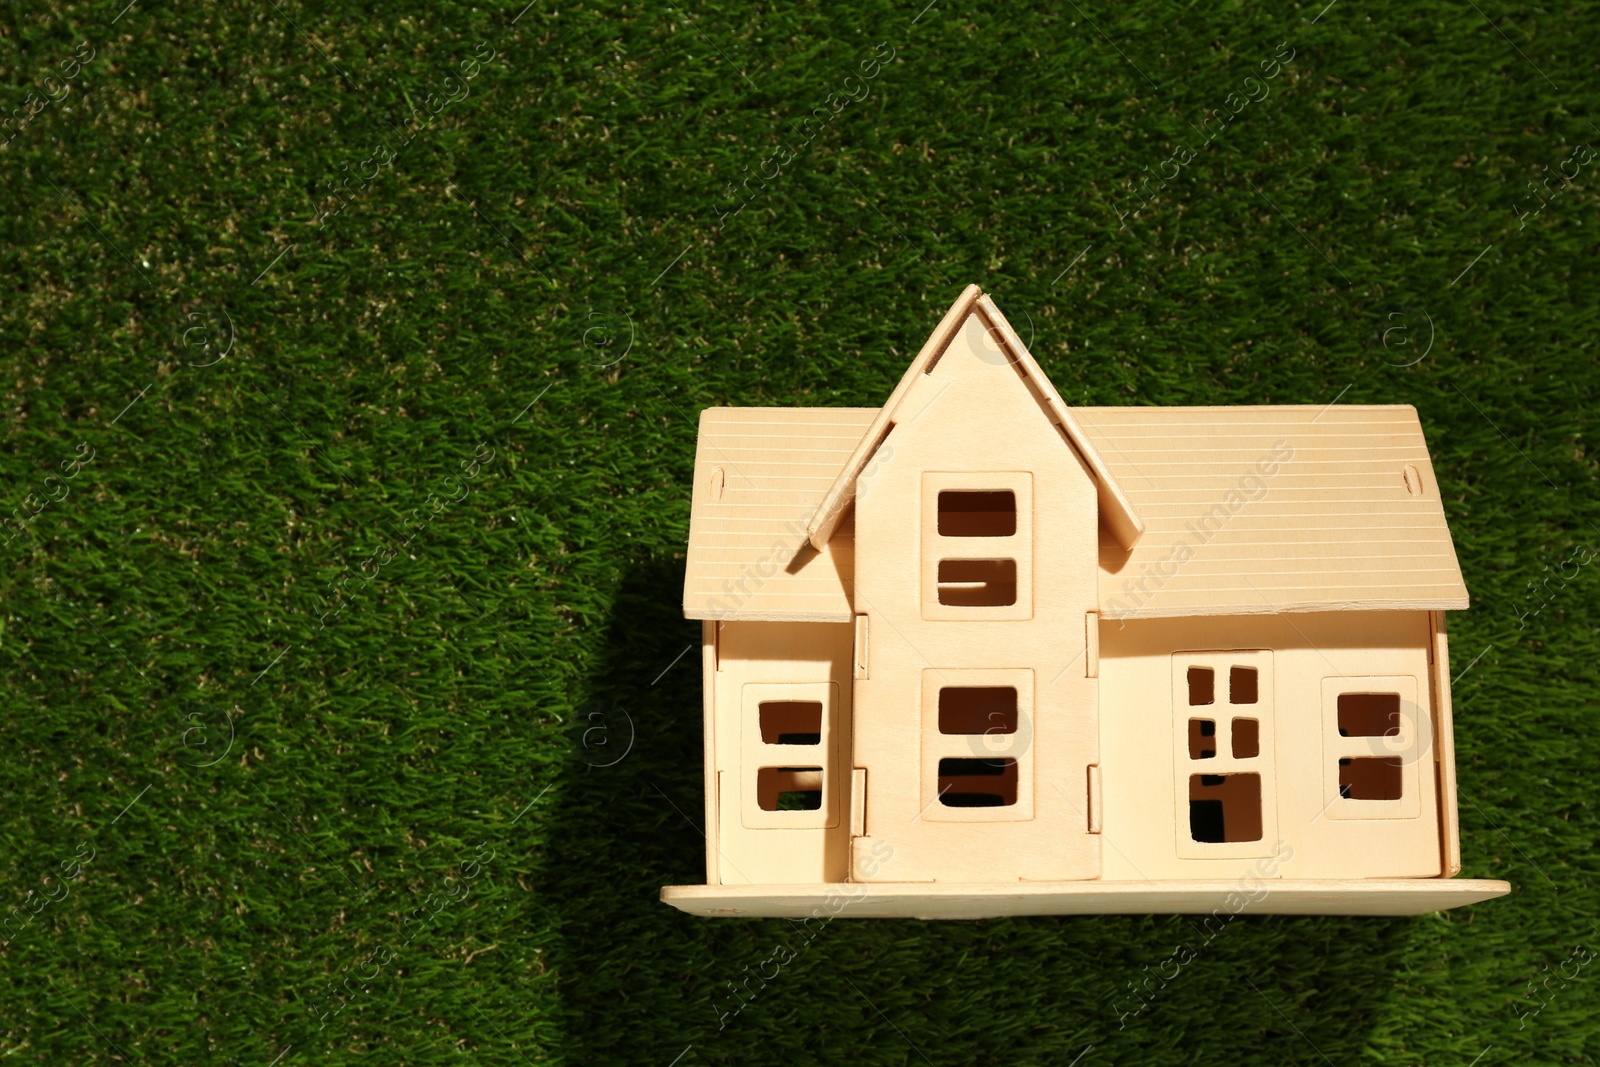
[663,285,1510,918]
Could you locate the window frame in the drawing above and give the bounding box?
[920,668,1035,822]
[740,682,841,830]
[920,471,1033,621]
[1319,676,1425,821]
[1172,650,1277,859]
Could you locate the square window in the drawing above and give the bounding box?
[939,687,1018,735]
[937,757,1018,807]
[758,701,822,745]
[1232,718,1260,759]
[937,490,1016,537]
[936,559,1017,607]
[1188,773,1262,843]
[1188,718,1216,760]
[1339,757,1402,800]
[1230,666,1259,705]
[757,766,824,811]
[1337,693,1401,737]
[1188,667,1214,706]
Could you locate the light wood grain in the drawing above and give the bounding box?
[660,878,1512,918]
[683,407,877,622]
[1075,404,1469,617]
[673,286,1492,917]
[805,287,1144,553]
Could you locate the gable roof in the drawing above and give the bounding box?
[681,404,1469,622]
[804,285,1145,553]
[680,288,1469,622]
[1075,404,1470,617]
[681,406,876,622]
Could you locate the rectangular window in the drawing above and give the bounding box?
[938,687,1018,735]
[759,701,822,745]
[1337,693,1401,737]
[921,472,1032,621]
[1173,651,1275,859]
[921,668,1034,822]
[1232,718,1259,759]
[740,682,840,830]
[757,766,824,811]
[936,559,1017,607]
[938,758,1018,807]
[1188,773,1262,843]
[1339,757,1402,800]
[1230,666,1259,705]
[937,490,1016,536]
[1319,677,1423,821]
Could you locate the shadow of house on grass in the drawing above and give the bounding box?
[535,556,737,1063]
[538,558,1415,1065]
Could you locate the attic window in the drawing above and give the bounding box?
[922,473,1032,621]
[937,559,1017,607]
[937,491,1016,537]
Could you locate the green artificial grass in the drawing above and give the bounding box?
[1,0,1597,1063]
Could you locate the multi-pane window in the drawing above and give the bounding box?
[921,669,1034,821]
[920,473,1033,621]
[1173,652,1276,859]
[1319,677,1424,820]
[741,683,840,829]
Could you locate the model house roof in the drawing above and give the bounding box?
[681,289,1469,622]
[1077,404,1468,618]
[804,284,1146,554]
[681,406,876,622]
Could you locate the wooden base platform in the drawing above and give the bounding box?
[661,878,1512,919]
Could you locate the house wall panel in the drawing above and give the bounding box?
[1099,611,1441,880]
[712,620,855,884]
[852,313,1102,883]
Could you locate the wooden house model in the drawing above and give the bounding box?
[661,285,1510,918]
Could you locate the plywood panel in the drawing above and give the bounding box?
[849,313,1101,883]
[661,878,1512,918]
[1076,405,1469,617]
[804,289,1144,553]
[701,620,719,884]
[806,284,985,549]
[711,621,854,884]
[683,407,877,621]
[1099,612,1442,881]
[1431,612,1462,877]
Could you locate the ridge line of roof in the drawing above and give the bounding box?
[803,284,985,550]
[973,294,1144,551]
